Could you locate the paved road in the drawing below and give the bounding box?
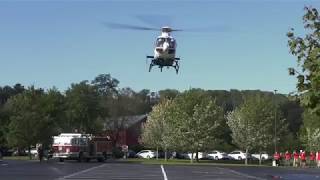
[1,159,320,180]
[0,159,101,180]
[229,166,320,180]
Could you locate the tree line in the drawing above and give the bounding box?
[0,74,154,156]
[141,89,306,163]
[0,77,307,159]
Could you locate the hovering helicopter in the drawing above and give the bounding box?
[146,26,181,74]
[106,23,182,74]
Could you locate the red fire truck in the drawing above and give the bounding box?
[52,133,112,162]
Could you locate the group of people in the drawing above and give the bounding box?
[273,150,320,167]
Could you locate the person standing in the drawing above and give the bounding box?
[310,151,316,167]
[293,150,299,167]
[300,150,306,168]
[37,145,44,163]
[285,151,291,166]
[317,151,320,168]
[274,151,281,166]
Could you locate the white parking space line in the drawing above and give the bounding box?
[161,164,168,180]
[216,167,266,180]
[58,163,164,180]
[57,164,106,180]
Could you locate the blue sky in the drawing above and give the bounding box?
[1,0,319,94]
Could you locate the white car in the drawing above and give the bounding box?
[207,150,228,160]
[228,150,250,160]
[252,153,270,160]
[25,148,38,157]
[136,150,156,159]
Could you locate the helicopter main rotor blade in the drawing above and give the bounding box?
[181,25,231,33]
[171,29,183,32]
[136,14,174,28]
[104,22,159,31]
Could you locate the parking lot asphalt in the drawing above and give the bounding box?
[228,166,320,180]
[0,159,101,180]
[1,159,320,180]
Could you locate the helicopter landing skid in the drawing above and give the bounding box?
[146,56,180,74]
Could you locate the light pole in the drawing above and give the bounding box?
[274,89,278,153]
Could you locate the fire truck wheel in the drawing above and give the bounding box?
[86,158,90,162]
[97,157,105,162]
[59,158,64,162]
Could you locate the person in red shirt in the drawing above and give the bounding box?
[285,150,291,166]
[300,150,306,168]
[293,150,299,167]
[310,151,316,167]
[274,151,281,166]
[316,151,320,168]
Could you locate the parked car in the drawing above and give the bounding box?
[136,150,156,159]
[251,152,270,160]
[127,150,136,158]
[207,150,228,160]
[12,149,27,156]
[176,152,189,159]
[228,150,250,160]
[25,148,38,157]
[2,148,14,156]
[157,151,173,159]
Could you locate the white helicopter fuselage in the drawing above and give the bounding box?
[153,31,176,60]
[147,27,180,74]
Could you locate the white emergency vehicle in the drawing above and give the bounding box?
[52,133,111,162]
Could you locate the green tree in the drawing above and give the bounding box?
[142,89,224,162]
[41,88,66,134]
[299,109,320,151]
[287,7,320,114]
[91,73,119,96]
[300,127,320,151]
[158,89,180,100]
[0,84,25,148]
[65,81,103,134]
[227,95,288,165]
[173,90,224,162]
[6,87,57,158]
[135,89,153,114]
[141,99,175,160]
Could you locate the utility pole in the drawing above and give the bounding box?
[274,89,278,153]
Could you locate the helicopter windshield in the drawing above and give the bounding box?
[156,38,165,47]
[156,38,175,48]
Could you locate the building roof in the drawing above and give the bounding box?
[104,114,147,130]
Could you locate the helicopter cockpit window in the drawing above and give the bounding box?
[156,38,165,47]
[168,38,175,48]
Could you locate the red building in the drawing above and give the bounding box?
[104,115,147,148]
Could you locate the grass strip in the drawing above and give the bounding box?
[3,156,35,161]
[123,158,272,167]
